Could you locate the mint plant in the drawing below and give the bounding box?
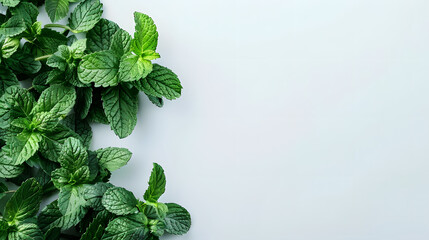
[0,0,190,239]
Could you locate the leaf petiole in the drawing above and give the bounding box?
[35,54,53,61]
[44,24,75,33]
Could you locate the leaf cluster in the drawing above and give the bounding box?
[0,0,190,239]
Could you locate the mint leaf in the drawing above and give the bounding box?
[78,50,120,87]
[9,132,42,165]
[101,84,139,138]
[40,124,80,162]
[81,210,113,240]
[33,85,76,117]
[0,65,19,96]
[8,223,43,240]
[146,95,163,108]
[0,160,24,178]
[69,0,103,33]
[1,37,20,59]
[45,0,69,23]
[75,87,93,119]
[0,86,34,128]
[0,16,26,37]
[0,0,20,7]
[163,203,191,235]
[135,64,182,100]
[143,163,166,202]
[58,137,88,171]
[96,147,132,172]
[102,213,148,240]
[83,182,113,211]
[58,184,88,215]
[132,12,158,55]
[110,29,131,57]
[4,178,41,223]
[86,18,119,52]
[38,200,85,231]
[118,53,152,82]
[102,187,138,215]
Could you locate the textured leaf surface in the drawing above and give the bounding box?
[102,187,138,215]
[102,214,148,240]
[69,0,103,33]
[96,147,132,171]
[45,0,69,22]
[58,137,88,171]
[4,178,41,222]
[144,163,166,202]
[101,85,139,138]
[78,51,120,87]
[8,223,43,240]
[9,132,42,165]
[33,85,76,117]
[163,203,191,235]
[86,18,119,52]
[136,64,182,100]
[132,12,158,55]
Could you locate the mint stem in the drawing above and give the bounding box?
[35,54,52,61]
[44,23,73,32]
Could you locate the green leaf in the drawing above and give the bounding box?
[110,29,131,57]
[58,184,89,216]
[0,182,8,200]
[0,16,26,37]
[9,132,42,165]
[101,84,139,138]
[51,168,71,188]
[78,50,120,87]
[5,48,41,74]
[70,38,87,58]
[96,147,132,172]
[33,85,76,117]
[69,0,103,33]
[0,86,34,128]
[38,200,85,231]
[1,37,20,58]
[102,187,138,215]
[86,18,119,53]
[163,203,191,235]
[132,12,158,55]
[118,53,152,82]
[58,137,88,171]
[45,0,69,23]
[4,178,41,223]
[135,64,182,100]
[10,2,38,26]
[83,182,113,211]
[0,65,19,96]
[146,95,163,108]
[40,124,80,162]
[0,153,24,178]
[36,28,68,55]
[0,0,20,7]
[46,45,71,71]
[8,223,43,240]
[32,112,59,131]
[75,87,92,119]
[81,210,113,240]
[143,163,166,202]
[102,213,148,240]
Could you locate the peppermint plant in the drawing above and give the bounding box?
[0,0,191,239]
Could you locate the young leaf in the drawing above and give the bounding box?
[101,84,139,138]
[4,178,41,223]
[163,203,191,235]
[110,29,131,57]
[45,0,69,23]
[96,147,132,172]
[102,187,138,215]
[58,137,88,171]
[118,53,152,82]
[132,12,158,55]
[69,0,103,33]
[143,163,166,202]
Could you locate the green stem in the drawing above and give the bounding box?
[44,23,73,32]
[2,190,16,194]
[34,54,52,61]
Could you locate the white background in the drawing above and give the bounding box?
[47,0,429,239]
